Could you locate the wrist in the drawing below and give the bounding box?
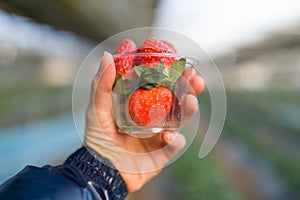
[65,146,128,199]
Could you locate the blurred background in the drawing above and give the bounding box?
[1,0,300,199]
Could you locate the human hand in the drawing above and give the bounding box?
[84,52,204,192]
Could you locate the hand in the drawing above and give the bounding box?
[84,52,205,192]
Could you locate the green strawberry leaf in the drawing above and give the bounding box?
[134,65,167,83]
[113,78,136,95]
[113,73,122,89]
[133,58,186,90]
[171,58,186,73]
[157,61,165,72]
[134,65,147,77]
[142,69,167,83]
[161,82,178,92]
[168,58,186,84]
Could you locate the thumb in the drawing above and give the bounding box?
[94,51,116,95]
[90,51,116,109]
[85,51,118,144]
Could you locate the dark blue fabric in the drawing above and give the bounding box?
[0,147,128,200]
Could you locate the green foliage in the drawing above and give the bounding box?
[168,142,242,200]
[134,64,167,84]
[222,90,300,198]
[0,66,72,127]
[134,58,186,86]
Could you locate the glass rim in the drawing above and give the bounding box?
[112,52,199,66]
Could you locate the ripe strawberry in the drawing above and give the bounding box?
[128,86,173,126]
[135,37,177,67]
[114,39,136,75]
[161,40,177,53]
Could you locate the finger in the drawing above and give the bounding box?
[87,51,118,136]
[189,76,205,95]
[92,52,116,109]
[165,133,186,154]
[162,132,178,144]
[94,51,116,95]
[182,67,193,80]
[156,133,186,165]
[182,66,205,96]
[181,94,199,126]
[138,133,186,172]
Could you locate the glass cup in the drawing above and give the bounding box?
[112,52,198,135]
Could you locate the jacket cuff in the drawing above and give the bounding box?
[64,146,128,200]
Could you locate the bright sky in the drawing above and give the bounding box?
[154,0,300,56]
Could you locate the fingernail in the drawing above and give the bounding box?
[98,51,113,75]
[102,51,113,66]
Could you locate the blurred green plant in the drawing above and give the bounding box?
[0,65,72,127]
[168,141,242,200]
[224,90,300,198]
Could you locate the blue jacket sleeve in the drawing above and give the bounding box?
[0,147,128,200]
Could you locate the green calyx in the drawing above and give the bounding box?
[134,58,186,90]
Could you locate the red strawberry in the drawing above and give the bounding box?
[114,39,136,75]
[161,40,177,53]
[128,86,173,126]
[135,38,177,67]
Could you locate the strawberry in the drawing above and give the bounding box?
[161,40,177,53]
[114,39,136,75]
[128,86,173,126]
[135,37,177,67]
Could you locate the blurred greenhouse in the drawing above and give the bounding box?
[1,0,300,200]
